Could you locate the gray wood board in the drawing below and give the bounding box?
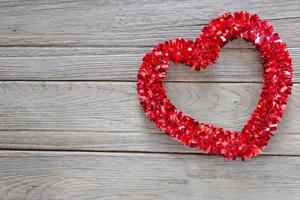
[0,151,299,200]
[0,46,299,82]
[0,1,300,199]
[0,0,299,47]
[0,81,299,155]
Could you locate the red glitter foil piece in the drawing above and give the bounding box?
[136,12,293,160]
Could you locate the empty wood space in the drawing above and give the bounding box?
[0,1,299,199]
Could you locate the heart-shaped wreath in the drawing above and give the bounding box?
[137,12,293,160]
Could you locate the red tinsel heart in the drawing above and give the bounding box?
[136,12,293,160]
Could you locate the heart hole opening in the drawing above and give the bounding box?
[165,40,263,132]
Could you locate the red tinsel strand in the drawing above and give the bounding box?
[137,12,293,160]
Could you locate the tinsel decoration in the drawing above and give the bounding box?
[137,12,293,160]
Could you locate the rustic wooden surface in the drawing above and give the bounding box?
[0,0,299,199]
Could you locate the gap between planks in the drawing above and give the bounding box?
[0,80,299,84]
[0,149,299,157]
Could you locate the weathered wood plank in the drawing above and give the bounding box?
[0,0,299,47]
[0,46,299,82]
[0,151,299,200]
[0,81,299,154]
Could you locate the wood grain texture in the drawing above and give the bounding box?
[0,81,299,155]
[0,1,299,199]
[0,151,299,200]
[0,0,299,47]
[0,46,299,82]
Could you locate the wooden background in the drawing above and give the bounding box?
[0,0,299,199]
